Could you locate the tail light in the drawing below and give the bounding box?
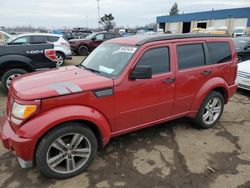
[45,49,57,61]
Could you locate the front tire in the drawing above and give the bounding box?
[195,91,224,129]
[36,123,98,179]
[1,69,27,93]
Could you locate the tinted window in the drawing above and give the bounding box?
[207,42,232,64]
[136,47,170,75]
[95,34,104,40]
[105,33,115,40]
[11,36,30,44]
[177,44,205,69]
[48,36,59,42]
[31,36,48,44]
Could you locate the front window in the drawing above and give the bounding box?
[81,43,137,78]
[11,36,30,44]
[85,33,96,40]
[95,34,104,40]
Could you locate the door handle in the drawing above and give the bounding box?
[201,70,212,75]
[162,78,176,84]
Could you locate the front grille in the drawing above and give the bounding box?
[237,71,250,79]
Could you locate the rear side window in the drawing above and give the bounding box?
[136,47,170,75]
[207,42,232,64]
[31,36,48,44]
[177,44,205,70]
[48,36,60,42]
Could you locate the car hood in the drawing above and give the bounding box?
[238,60,250,73]
[11,66,114,101]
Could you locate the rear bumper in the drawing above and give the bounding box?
[70,45,78,52]
[0,115,35,168]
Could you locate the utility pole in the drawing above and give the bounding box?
[97,0,100,30]
[86,16,88,28]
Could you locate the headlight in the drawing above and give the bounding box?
[12,102,37,119]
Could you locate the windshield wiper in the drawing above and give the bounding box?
[80,65,101,73]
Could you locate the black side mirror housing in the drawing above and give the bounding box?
[130,65,152,80]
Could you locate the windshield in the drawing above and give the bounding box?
[84,33,96,39]
[235,29,244,33]
[81,43,137,78]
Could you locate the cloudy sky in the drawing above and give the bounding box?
[0,0,250,29]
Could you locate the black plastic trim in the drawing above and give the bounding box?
[93,88,114,98]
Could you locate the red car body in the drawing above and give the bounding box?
[1,34,238,168]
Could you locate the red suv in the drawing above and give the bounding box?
[0,34,237,179]
[69,32,122,56]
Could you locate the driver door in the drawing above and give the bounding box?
[92,33,104,49]
[113,44,175,132]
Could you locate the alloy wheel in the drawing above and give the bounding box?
[6,74,21,88]
[56,55,64,66]
[203,97,222,125]
[46,133,91,174]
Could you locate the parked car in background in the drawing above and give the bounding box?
[233,27,247,37]
[233,37,250,62]
[0,31,13,44]
[0,43,57,93]
[6,33,72,66]
[0,34,237,179]
[69,32,122,56]
[62,32,75,41]
[236,60,250,90]
[73,32,90,39]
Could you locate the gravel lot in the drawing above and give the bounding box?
[0,56,250,188]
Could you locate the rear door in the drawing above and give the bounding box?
[30,35,49,44]
[173,41,210,115]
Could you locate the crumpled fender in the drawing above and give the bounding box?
[190,77,229,116]
[16,105,112,145]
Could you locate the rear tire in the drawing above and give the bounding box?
[78,45,89,56]
[36,123,98,179]
[1,69,27,94]
[194,91,224,129]
[56,52,65,66]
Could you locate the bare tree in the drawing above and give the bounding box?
[100,13,116,31]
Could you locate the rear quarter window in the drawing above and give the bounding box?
[207,42,232,64]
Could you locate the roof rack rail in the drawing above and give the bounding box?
[136,34,228,46]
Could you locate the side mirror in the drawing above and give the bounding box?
[130,65,152,80]
[92,37,96,41]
